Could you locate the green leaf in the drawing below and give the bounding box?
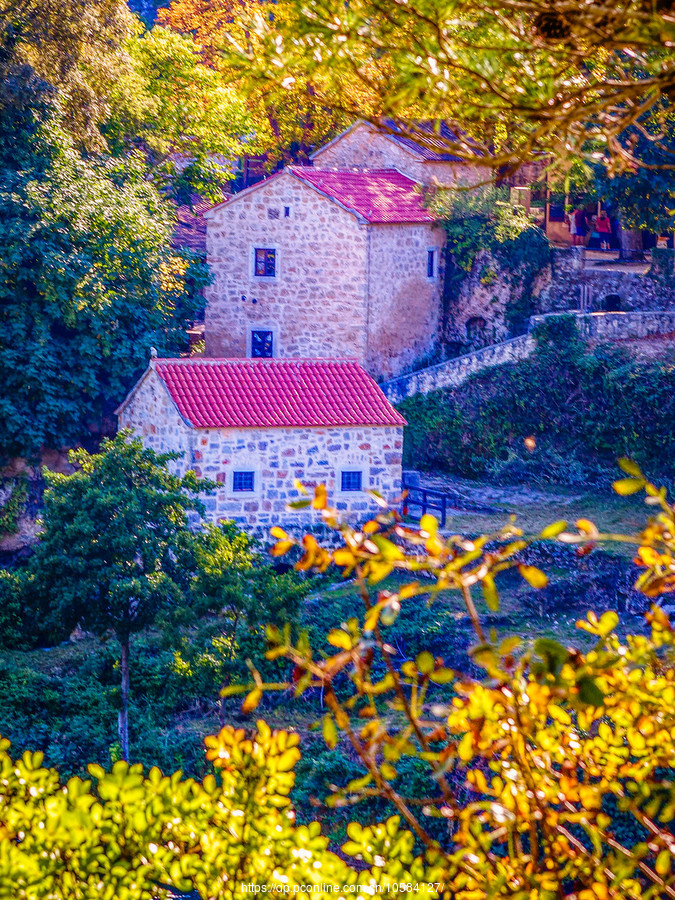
[577,676,604,707]
[598,611,619,637]
[534,638,569,675]
[618,458,643,478]
[322,714,338,749]
[481,574,499,612]
[416,650,435,674]
[540,520,567,539]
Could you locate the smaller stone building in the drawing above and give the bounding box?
[116,356,406,532]
[311,120,487,188]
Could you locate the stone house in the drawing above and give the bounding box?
[116,356,406,531]
[310,120,487,188]
[204,166,447,380]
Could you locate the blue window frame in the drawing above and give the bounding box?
[254,248,276,277]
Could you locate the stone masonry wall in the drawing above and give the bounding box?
[530,310,675,342]
[537,248,675,313]
[365,223,446,379]
[117,369,192,469]
[381,308,675,402]
[380,334,535,403]
[312,122,484,187]
[204,171,369,361]
[189,423,404,532]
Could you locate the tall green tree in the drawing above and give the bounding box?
[212,0,675,172]
[0,0,136,150]
[28,433,208,761]
[592,109,675,254]
[0,84,207,461]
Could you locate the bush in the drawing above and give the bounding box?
[240,475,675,899]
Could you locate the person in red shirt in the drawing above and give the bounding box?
[596,209,612,250]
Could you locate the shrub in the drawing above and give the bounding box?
[236,470,675,898]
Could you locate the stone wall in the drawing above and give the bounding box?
[204,171,369,362]
[380,334,535,402]
[189,423,403,532]
[382,308,675,402]
[365,223,446,379]
[538,248,675,313]
[443,250,551,351]
[119,370,403,533]
[312,122,486,187]
[117,370,192,472]
[531,310,675,342]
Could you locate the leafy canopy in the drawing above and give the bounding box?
[0,93,207,460]
[210,0,675,171]
[158,0,377,164]
[0,721,369,898]
[28,433,206,643]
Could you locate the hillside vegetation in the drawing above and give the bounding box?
[399,316,675,485]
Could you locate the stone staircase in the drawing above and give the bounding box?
[380,310,675,403]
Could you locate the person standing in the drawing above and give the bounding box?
[596,209,612,250]
[573,206,587,246]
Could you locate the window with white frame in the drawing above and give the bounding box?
[427,249,437,279]
[251,329,274,358]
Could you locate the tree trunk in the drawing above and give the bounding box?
[620,225,643,260]
[118,634,130,762]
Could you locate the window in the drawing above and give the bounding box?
[427,249,436,278]
[284,206,290,217]
[251,329,274,358]
[254,248,276,277]
[341,470,363,492]
[233,471,255,492]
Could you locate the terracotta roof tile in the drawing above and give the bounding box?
[154,358,407,429]
[173,191,228,254]
[288,168,434,224]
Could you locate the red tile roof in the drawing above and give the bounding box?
[152,358,406,429]
[288,168,435,224]
[173,192,228,254]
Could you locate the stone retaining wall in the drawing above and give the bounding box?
[537,248,675,313]
[380,334,535,402]
[382,309,675,401]
[530,310,675,341]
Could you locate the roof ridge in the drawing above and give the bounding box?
[154,356,362,365]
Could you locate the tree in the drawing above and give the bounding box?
[106,23,262,201]
[208,0,675,172]
[0,721,365,898]
[28,433,208,762]
[0,86,207,460]
[157,0,368,165]
[0,1,257,196]
[225,466,675,899]
[190,523,311,723]
[591,108,675,255]
[0,0,137,150]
